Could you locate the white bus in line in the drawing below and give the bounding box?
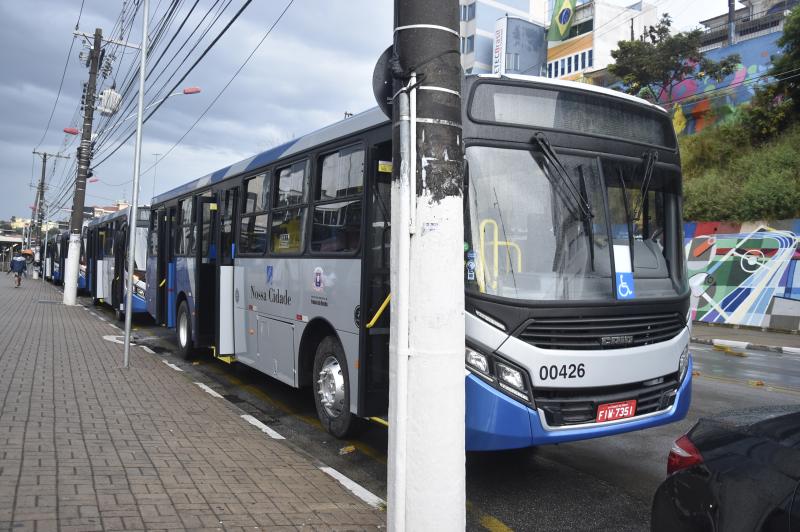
[145,74,692,450]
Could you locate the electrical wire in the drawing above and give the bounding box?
[92,0,256,169]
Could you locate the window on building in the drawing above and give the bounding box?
[467,3,475,20]
[567,18,594,39]
[581,51,586,70]
[460,37,465,53]
[574,54,580,71]
[588,49,593,67]
[466,35,474,54]
[560,59,565,76]
[505,53,520,72]
[567,56,572,73]
[547,63,552,78]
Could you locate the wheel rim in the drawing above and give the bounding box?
[317,355,345,418]
[178,309,188,348]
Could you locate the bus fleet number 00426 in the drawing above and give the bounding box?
[539,363,586,381]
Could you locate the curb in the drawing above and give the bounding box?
[691,336,800,355]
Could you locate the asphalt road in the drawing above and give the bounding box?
[100,304,800,532]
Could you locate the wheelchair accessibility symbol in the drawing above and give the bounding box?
[616,272,635,300]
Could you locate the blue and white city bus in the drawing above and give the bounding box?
[85,207,150,320]
[146,74,691,450]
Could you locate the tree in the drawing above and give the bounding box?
[609,14,740,106]
[771,5,800,113]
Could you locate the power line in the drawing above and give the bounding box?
[114,0,295,188]
[93,0,256,169]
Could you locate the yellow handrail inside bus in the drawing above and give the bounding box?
[366,293,391,329]
[478,219,522,292]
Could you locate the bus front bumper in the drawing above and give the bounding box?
[465,357,693,451]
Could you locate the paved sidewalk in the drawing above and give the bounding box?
[0,280,384,531]
[691,321,800,354]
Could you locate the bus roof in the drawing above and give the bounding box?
[87,206,149,227]
[151,74,666,205]
[151,107,389,205]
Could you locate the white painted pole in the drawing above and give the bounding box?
[123,0,149,368]
[388,85,412,532]
[389,1,466,528]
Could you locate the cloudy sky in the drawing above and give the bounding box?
[0,0,733,222]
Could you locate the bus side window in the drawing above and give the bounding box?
[240,173,269,255]
[271,160,309,254]
[311,145,364,253]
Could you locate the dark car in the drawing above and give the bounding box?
[652,405,800,532]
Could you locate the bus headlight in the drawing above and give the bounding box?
[466,347,490,376]
[679,344,689,381]
[496,361,531,402]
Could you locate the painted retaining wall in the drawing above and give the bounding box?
[684,219,800,331]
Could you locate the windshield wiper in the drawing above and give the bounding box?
[532,132,593,221]
[631,150,658,222]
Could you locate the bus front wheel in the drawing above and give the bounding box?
[176,301,194,360]
[313,336,360,438]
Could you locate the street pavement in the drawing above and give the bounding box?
[0,280,384,531]
[3,276,799,531]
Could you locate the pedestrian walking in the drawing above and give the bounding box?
[8,251,27,287]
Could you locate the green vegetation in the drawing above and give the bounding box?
[681,124,800,221]
[679,6,800,221]
[609,14,740,103]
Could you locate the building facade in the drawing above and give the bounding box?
[544,0,657,82]
[459,0,548,74]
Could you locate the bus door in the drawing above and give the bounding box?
[216,187,237,358]
[358,141,393,417]
[165,206,178,327]
[195,195,219,347]
[152,209,168,324]
[113,222,127,311]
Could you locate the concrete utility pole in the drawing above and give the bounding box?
[728,0,736,46]
[123,0,150,369]
[32,151,69,246]
[389,1,465,530]
[63,28,102,306]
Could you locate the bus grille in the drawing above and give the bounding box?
[534,373,680,427]
[517,313,685,350]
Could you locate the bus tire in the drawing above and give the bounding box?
[176,301,194,360]
[313,336,360,439]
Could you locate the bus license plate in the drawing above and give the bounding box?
[596,400,636,422]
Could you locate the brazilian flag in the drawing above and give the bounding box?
[547,0,577,41]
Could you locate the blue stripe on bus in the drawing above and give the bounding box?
[465,357,693,451]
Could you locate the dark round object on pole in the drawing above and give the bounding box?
[373,45,394,118]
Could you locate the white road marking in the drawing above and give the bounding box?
[162,360,183,372]
[195,382,224,399]
[784,347,800,356]
[141,346,155,354]
[102,335,126,345]
[240,414,285,440]
[319,466,385,509]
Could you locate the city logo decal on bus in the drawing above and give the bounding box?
[313,267,324,292]
[250,285,292,305]
[266,265,273,285]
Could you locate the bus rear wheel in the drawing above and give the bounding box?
[313,336,360,438]
[176,301,194,360]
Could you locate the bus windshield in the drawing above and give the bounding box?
[465,145,681,302]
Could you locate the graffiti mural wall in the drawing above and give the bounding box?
[685,219,800,331]
[670,33,782,135]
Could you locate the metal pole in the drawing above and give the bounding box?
[123,0,149,368]
[63,28,103,306]
[389,1,465,529]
